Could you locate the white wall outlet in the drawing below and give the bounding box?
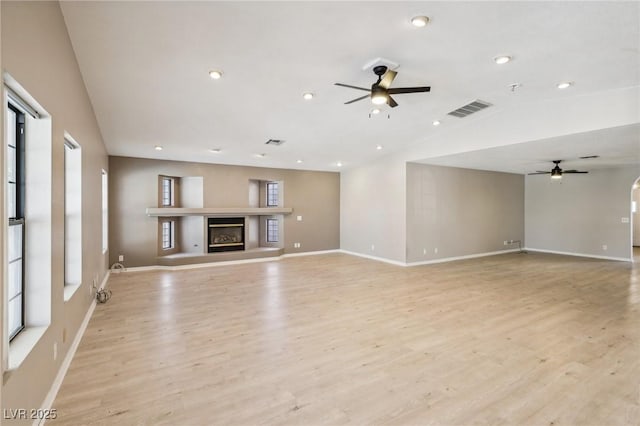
[371,244,375,251]
[602,245,608,251]
[423,248,427,255]
[621,217,629,223]
[118,254,124,262]
[296,215,302,221]
[434,247,438,254]
[294,242,301,248]
[53,342,57,360]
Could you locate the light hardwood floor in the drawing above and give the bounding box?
[51,252,640,425]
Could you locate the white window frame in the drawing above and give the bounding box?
[162,219,175,250]
[266,182,279,207]
[102,169,108,254]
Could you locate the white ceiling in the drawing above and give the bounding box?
[416,123,640,175]
[59,1,640,172]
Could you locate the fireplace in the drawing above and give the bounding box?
[208,217,245,253]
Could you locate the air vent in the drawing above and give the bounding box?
[265,139,285,146]
[447,99,492,118]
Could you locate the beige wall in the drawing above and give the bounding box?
[406,163,524,263]
[525,166,640,260]
[2,1,109,420]
[109,156,340,267]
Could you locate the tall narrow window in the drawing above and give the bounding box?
[7,103,26,339]
[161,176,174,206]
[266,218,279,243]
[162,220,175,249]
[64,136,82,287]
[266,182,279,207]
[102,170,108,253]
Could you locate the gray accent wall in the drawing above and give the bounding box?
[340,154,407,263]
[109,156,340,267]
[525,166,640,260]
[2,0,109,416]
[406,163,525,263]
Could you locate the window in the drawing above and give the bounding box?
[162,220,175,249]
[64,136,82,287]
[266,218,279,243]
[266,182,279,207]
[102,170,108,253]
[161,176,174,206]
[7,102,26,340]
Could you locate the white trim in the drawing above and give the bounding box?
[524,248,631,262]
[118,249,343,272]
[338,250,407,266]
[38,271,110,426]
[282,249,340,258]
[122,256,282,272]
[62,283,81,302]
[406,249,521,267]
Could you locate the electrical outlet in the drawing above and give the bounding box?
[371,244,375,251]
[293,242,301,248]
[53,342,57,361]
[602,245,608,251]
[118,254,124,262]
[297,215,302,221]
[434,247,438,254]
[621,217,629,223]
[423,248,427,255]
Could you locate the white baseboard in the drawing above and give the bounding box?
[406,249,521,267]
[524,247,631,262]
[282,249,340,258]
[38,271,110,426]
[338,250,407,266]
[119,249,342,273]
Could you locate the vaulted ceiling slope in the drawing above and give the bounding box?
[60,1,640,172]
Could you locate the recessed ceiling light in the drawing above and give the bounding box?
[376,145,383,150]
[154,146,163,151]
[432,120,441,126]
[296,159,303,164]
[371,108,381,115]
[303,92,314,100]
[410,16,430,27]
[557,81,573,89]
[494,55,512,65]
[336,161,343,167]
[209,70,223,80]
[209,148,221,153]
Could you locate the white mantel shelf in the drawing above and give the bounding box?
[146,207,293,217]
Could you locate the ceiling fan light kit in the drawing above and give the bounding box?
[335,65,430,109]
[528,159,590,179]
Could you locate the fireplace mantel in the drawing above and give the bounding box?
[146,207,293,217]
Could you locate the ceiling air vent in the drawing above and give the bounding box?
[265,139,285,146]
[447,99,492,118]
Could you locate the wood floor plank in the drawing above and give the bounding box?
[50,252,640,425]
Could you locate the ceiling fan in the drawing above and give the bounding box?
[528,160,589,179]
[335,65,430,108]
